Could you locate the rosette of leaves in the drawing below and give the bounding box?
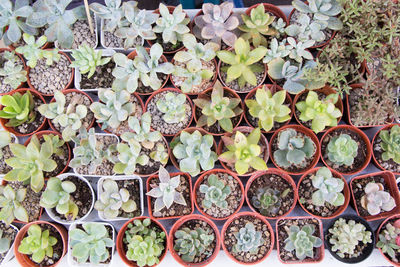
[360,182,396,216]
[70,45,111,79]
[379,125,400,164]
[376,222,400,262]
[286,37,314,63]
[90,0,125,32]
[111,53,141,93]
[285,13,328,43]
[199,174,231,209]
[0,50,27,89]
[252,187,289,216]
[0,90,36,128]
[149,143,169,166]
[326,134,358,167]
[284,224,323,260]
[233,222,264,254]
[113,139,148,175]
[310,167,344,206]
[156,92,188,124]
[0,184,28,225]
[263,38,291,64]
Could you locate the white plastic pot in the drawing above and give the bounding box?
[0,223,19,265]
[100,19,135,52]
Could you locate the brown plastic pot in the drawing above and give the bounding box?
[146,172,194,220]
[244,84,293,133]
[168,214,220,267]
[245,168,297,220]
[0,48,27,95]
[0,88,47,137]
[376,214,400,266]
[26,50,74,97]
[144,87,194,137]
[245,3,289,25]
[218,126,269,177]
[297,167,350,219]
[117,216,168,267]
[372,124,400,175]
[350,171,400,221]
[269,124,320,175]
[320,125,372,176]
[194,168,244,221]
[221,211,274,265]
[14,221,68,267]
[193,85,244,136]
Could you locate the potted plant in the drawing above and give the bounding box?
[221,211,274,264]
[0,222,19,265]
[170,128,218,177]
[0,49,27,95]
[194,169,244,220]
[376,214,400,266]
[0,131,18,175]
[297,167,350,219]
[146,166,193,220]
[276,217,324,264]
[145,88,194,136]
[372,124,400,174]
[320,125,372,175]
[245,168,297,219]
[68,222,115,266]
[218,127,268,176]
[193,81,243,135]
[350,171,400,221]
[117,217,168,267]
[39,173,95,225]
[95,176,143,221]
[169,214,220,267]
[269,125,320,175]
[325,215,374,264]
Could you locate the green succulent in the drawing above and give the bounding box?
[172,63,214,94]
[284,224,323,260]
[233,222,264,254]
[0,53,27,89]
[252,187,290,217]
[0,131,12,161]
[309,167,344,207]
[376,223,400,262]
[89,0,125,32]
[361,182,396,216]
[0,229,11,254]
[327,134,358,167]
[156,92,188,124]
[219,128,268,175]
[379,125,400,164]
[0,90,35,127]
[149,143,169,166]
[199,174,231,209]
[0,185,28,225]
[111,53,142,93]
[113,140,148,175]
[70,45,111,79]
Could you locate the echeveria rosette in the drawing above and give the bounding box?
[379,125,400,164]
[111,53,141,93]
[327,134,358,167]
[199,174,231,209]
[285,13,328,43]
[233,222,264,254]
[263,38,292,64]
[252,187,287,216]
[89,0,125,32]
[156,92,188,124]
[284,224,323,260]
[310,167,345,207]
[360,182,396,216]
[0,185,29,225]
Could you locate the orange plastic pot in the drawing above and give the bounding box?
[146,172,194,220]
[297,167,350,219]
[14,221,67,267]
[0,88,47,137]
[245,3,289,25]
[350,171,400,221]
[117,216,168,267]
[193,168,244,221]
[372,124,400,175]
[269,124,320,175]
[376,214,400,266]
[144,87,194,137]
[221,211,274,265]
[245,168,297,220]
[0,48,27,95]
[320,125,372,176]
[168,214,220,267]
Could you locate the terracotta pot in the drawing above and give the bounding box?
[193,86,244,136]
[269,124,320,175]
[144,87,194,137]
[293,86,344,132]
[0,88,47,137]
[221,211,274,265]
[14,221,68,267]
[193,168,244,221]
[146,172,194,220]
[244,84,293,133]
[218,126,269,177]
[320,125,372,176]
[245,3,289,25]
[117,216,168,267]
[168,214,220,267]
[372,124,400,175]
[26,50,74,97]
[297,167,350,219]
[245,168,297,220]
[376,214,400,266]
[350,171,400,221]
[0,48,27,95]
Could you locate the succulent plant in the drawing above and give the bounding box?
[286,37,314,63]
[174,226,214,263]
[327,134,358,167]
[377,222,400,262]
[149,143,169,165]
[193,2,239,48]
[17,224,58,264]
[328,218,372,258]
[219,128,268,175]
[111,53,140,93]
[172,130,217,176]
[0,229,11,254]
[252,187,290,216]
[0,90,35,127]
[310,167,344,206]
[146,166,186,215]
[217,38,267,87]
[273,128,316,169]
[70,222,114,264]
[285,13,328,43]
[199,174,231,209]
[263,38,291,64]
[94,178,137,219]
[271,18,287,37]
[172,63,214,94]
[153,4,190,46]
[245,86,291,131]
[0,185,28,225]
[360,182,396,216]
[379,125,400,164]
[124,218,166,267]
[239,4,276,47]
[113,139,148,175]
[70,45,111,78]
[233,222,264,254]
[296,91,342,133]
[193,81,242,133]
[156,92,188,124]
[0,51,27,89]
[39,177,78,221]
[0,131,12,161]
[27,0,86,48]
[90,0,125,32]
[284,224,323,260]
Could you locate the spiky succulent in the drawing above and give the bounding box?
[0,50,27,89]
[377,222,400,262]
[113,139,148,175]
[285,13,328,43]
[263,38,291,64]
[310,167,344,207]
[193,81,242,133]
[284,224,323,260]
[379,125,400,164]
[233,222,264,254]
[90,0,125,32]
[0,90,35,127]
[70,45,111,78]
[156,92,188,124]
[327,134,358,167]
[199,174,231,209]
[0,229,11,254]
[0,131,12,161]
[360,182,396,216]
[252,187,290,217]
[0,185,28,225]
[219,128,268,175]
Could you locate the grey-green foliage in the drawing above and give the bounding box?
[284,224,323,260]
[377,223,400,262]
[156,92,188,124]
[327,134,358,167]
[310,167,344,207]
[70,45,111,79]
[233,222,264,254]
[0,53,27,89]
[0,185,28,225]
[111,53,141,93]
[286,37,314,63]
[263,38,291,64]
[0,229,11,254]
[0,131,12,161]
[199,174,231,209]
[252,187,290,217]
[285,13,327,43]
[113,135,148,175]
[271,18,286,37]
[90,0,125,32]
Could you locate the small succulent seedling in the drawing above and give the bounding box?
[379,125,400,164]
[156,92,188,124]
[0,90,36,127]
[193,81,242,133]
[310,167,344,206]
[284,224,323,260]
[199,174,231,209]
[286,37,315,63]
[0,185,28,225]
[70,222,114,264]
[252,187,290,216]
[360,182,396,216]
[219,128,268,175]
[271,18,287,37]
[0,229,11,254]
[113,139,148,175]
[0,131,12,161]
[327,134,358,167]
[90,0,125,32]
[172,63,214,94]
[150,143,169,165]
[0,51,27,89]
[94,178,137,219]
[263,38,291,64]
[377,222,400,261]
[70,45,111,78]
[233,222,264,254]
